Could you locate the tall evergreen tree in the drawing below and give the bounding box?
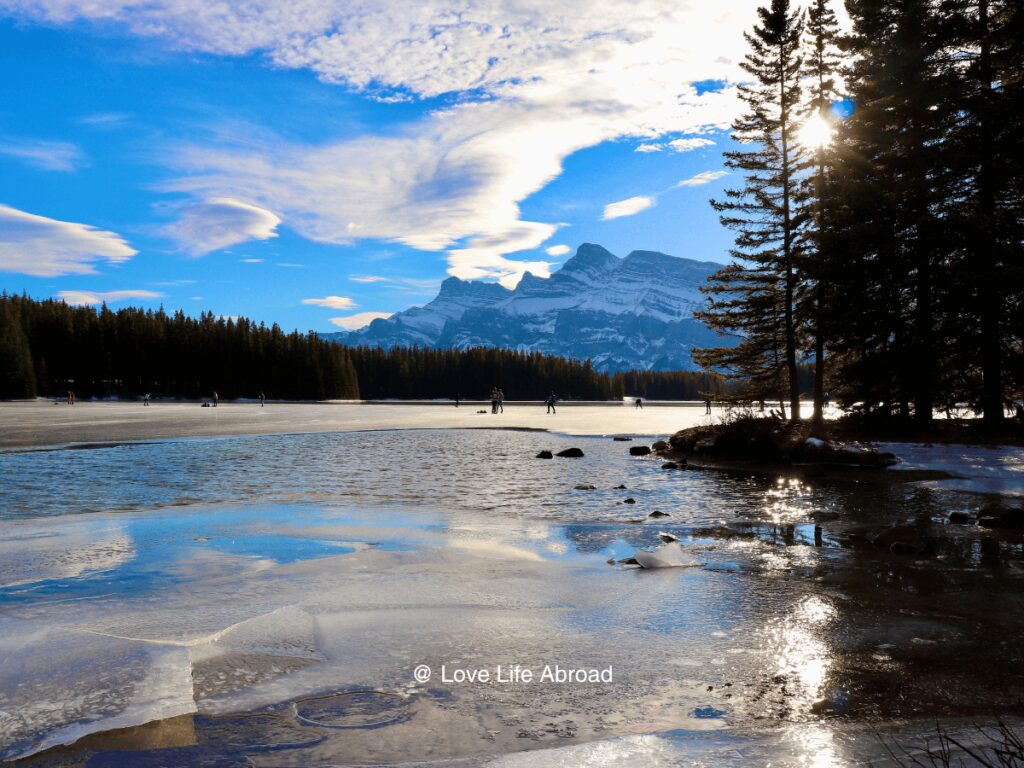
[0,301,36,399]
[799,0,842,424]
[827,0,955,423]
[943,0,1024,424]
[696,0,806,420]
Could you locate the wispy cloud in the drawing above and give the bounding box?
[167,197,280,256]
[329,311,392,330]
[602,196,655,221]
[634,143,663,153]
[77,112,130,126]
[302,295,356,309]
[57,289,161,306]
[678,169,728,187]
[0,204,136,276]
[545,244,571,256]
[349,275,387,283]
[0,134,86,172]
[241,257,264,263]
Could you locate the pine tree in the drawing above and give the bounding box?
[827,0,955,423]
[799,0,842,424]
[696,0,806,420]
[0,300,36,399]
[943,0,1024,424]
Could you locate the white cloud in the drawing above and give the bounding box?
[0,134,85,172]
[57,289,161,306]
[329,311,392,330]
[349,275,387,283]
[634,143,663,153]
[0,204,136,276]
[602,195,654,221]
[668,137,715,152]
[241,257,264,263]
[545,244,571,256]
[302,295,356,309]
[678,169,728,187]
[168,197,281,256]
[13,1,754,279]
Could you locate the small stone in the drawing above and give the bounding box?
[623,497,636,504]
[649,510,670,518]
[615,484,627,489]
[652,440,669,451]
[629,446,652,456]
[574,483,596,490]
[536,450,553,459]
[658,531,679,543]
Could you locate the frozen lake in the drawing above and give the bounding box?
[1,406,1023,766]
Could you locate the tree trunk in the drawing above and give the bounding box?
[977,0,1003,426]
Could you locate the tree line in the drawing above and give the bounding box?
[696,0,1023,428]
[0,294,728,401]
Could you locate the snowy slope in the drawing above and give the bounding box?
[329,244,726,372]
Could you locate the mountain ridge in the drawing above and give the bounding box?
[326,244,728,372]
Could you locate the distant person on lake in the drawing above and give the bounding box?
[454,393,460,408]
[546,392,557,414]
[143,393,150,406]
[635,397,643,409]
[498,388,505,413]
[259,391,265,407]
[66,390,75,405]
[212,391,219,407]
[490,387,499,414]
[705,396,712,415]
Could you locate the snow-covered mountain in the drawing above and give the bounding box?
[328,244,726,372]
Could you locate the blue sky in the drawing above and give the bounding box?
[0,1,750,333]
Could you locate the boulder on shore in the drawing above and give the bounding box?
[556,447,585,458]
[978,501,1024,530]
[667,417,901,469]
[652,440,669,452]
[629,446,652,456]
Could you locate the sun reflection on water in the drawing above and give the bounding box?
[764,596,838,718]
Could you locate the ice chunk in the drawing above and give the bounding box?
[0,626,195,760]
[633,545,701,569]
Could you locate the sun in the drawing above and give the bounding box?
[798,114,834,149]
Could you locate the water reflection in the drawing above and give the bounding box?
[763,596,837,720]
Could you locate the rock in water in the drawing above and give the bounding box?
[629,446,652,456]
[648,510,670,518]
[948,511,972,525]
[978,502,1024,530]
[872,524,926,554]
[658,531,679,543]
[536,450,553,459]
[662,461,685,470]
[556,447,585,458]
[615,484,627,489]
[574,483,596,490]
[623,498,636,504]
[652,440,669,452]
